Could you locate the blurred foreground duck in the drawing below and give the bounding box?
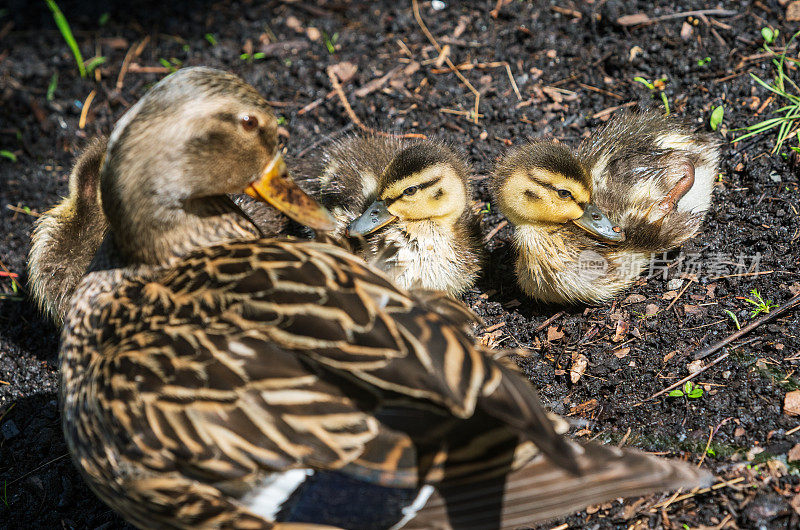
[57,68,708,529]
[295,136,485,296]
[491,110,719,305]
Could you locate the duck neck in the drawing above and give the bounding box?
[106,189,261,266]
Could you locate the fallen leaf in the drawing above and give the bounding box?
[788,1,800,21]
[570,353,588,384]
[547,325,565,342]
[683,304,702,315]
[734,426,745,437]
[645,303,659,316]
[788,444,800,463]
[613,347,630,359]
[623,294,646,304]
[663,350,678,363]
[662,290,678,300]
[785,390,800,416]
[612,319,629,342]
[792,493,800,516]
[570,398,599,416]
[789,282,800,296]
[617,13,650,26]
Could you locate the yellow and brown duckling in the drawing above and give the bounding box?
[28,136,110,326]
[59,68,708,529]
[491,110,719,305]
[296,136,485,296]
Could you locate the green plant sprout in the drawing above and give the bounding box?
[0,150,17,162]
[158,58,182,73]
[762,27,779,46]
[204,33,218,46]
[634,76,670,115]
[46,72,58,101]
[697,57,711,66]
[733,30,800,154]
[480,202,491,214]
[724,309,741,330]
[710,105,724,131]
[744,288,778,317]
[276,116,286,125]
[323,31,339,54]
[45,0,85,78]
[98,12,110,26]
[84,56,107,75]
[668,381,704,399]
[240,52,266,61]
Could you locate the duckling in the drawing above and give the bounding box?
[27,136,109,326]
[296,136,485,296]
[491,110,719,305]
[59,67,708,529]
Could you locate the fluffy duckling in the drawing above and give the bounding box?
[27,137,109,325]
[492,110,719,305]
[297,136,485,296]
[60,67,708,529]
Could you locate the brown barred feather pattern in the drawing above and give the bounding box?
[61,238,708,529]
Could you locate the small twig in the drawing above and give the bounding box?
[591,101,636,120]
[637,352,730,404]
[694,293,800,360]
[78,89,96,129]
[116,36,149,92]
[535,311,566,332]
[650,477,745,509]
[412,0,480,123]
[663,277,695,314]
[697,425,715,467]
[483,220,507,243]
[5,205,40,217]
[326,67,426,140]
[7,454,70,487]
[0,258,26,295]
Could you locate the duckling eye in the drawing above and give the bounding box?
[557,189,573,200]
[239,115,259,132]
[403,186,419,197]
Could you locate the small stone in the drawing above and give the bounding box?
[769,172,782,182]
[1,420,20,439]
[431,0,446,10]
[722,370,732,379]
[785,390,800,416]
[680,21,693,40]
[667,278,684,290]
[687,359,705,373]
[306,27,321,42]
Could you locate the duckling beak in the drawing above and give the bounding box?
[572,204,626,243]
[245,154,337,232]
[346,200,398,237]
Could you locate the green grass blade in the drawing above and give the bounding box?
[44,0,85,78]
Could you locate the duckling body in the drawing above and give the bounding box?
[60,68,708,529]
[296,136,485,296]
[28,136,110,325]
[493,110,719,305]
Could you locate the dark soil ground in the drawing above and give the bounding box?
[2,0,800,528]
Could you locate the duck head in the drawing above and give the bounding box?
[491,141,625,242]
[101,67,335,264]
[346,142,470,237]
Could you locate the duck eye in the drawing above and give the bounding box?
[403,186,418,197]
[557,189,573,199]
[240,115,259,132]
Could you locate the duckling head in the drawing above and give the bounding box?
[491,141,624,242]
[100,67,335,264]
[346,142,469,236]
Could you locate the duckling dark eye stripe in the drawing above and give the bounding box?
[387,177,443,202]
[530,178,561,194]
